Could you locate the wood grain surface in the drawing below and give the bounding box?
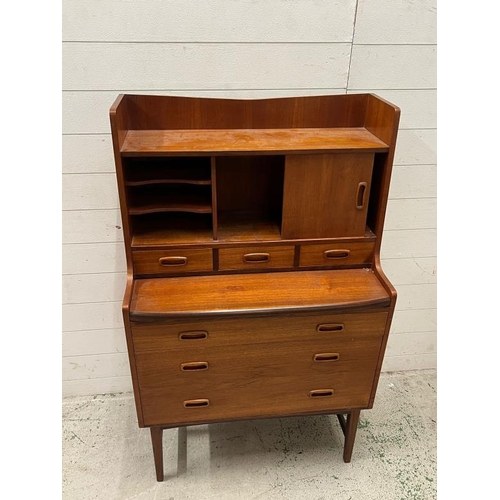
[131,311,388,353]
[130,269,391,318]
[121,128,389,156]
[135,335,383,426]
[282,153,374,239]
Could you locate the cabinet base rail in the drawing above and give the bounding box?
[149,409,361,482]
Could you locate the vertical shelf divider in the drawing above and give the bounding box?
[211,156,218,240]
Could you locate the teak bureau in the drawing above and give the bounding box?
[110,93,400,481]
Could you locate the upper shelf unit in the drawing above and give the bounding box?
[110,93,400,248]
[120,127,389,156]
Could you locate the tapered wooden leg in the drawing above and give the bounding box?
[150,427,164,482]
[343,410,361,463]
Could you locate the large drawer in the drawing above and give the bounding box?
[133,248,213,275]
[131,311,388,426]
[218,245,295,271]
[131,311,388,353]
[299,242,374,268]
[135,337,382,425]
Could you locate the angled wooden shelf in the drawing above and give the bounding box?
[125,162,211,186]
[129,201,212,215]
[128,188,212,215]
[121,127,389,156]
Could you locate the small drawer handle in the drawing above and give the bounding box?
[184,399,210,408]
[179,330,208,340]
[309,389,334,398]
[181,361,209,371]
[159,256,188,267]
[243,252,270,263]
[317,323,344,333]
[324,249,350,259]
[356,182,368,210]
[313,353,340,362]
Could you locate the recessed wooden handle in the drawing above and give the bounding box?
[309,389,334,398]
[181,361,209,371]
[356,182,368,210]
[183,399,210,408]
[324,249,350,259]
[313,353,340,362]
[159,256,188,267]
[317,323,344,332]
[178,330,208,340]
[243,253,270,263]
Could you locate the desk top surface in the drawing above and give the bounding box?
[130,269,390,319]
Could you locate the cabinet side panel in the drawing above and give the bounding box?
[110,96,145,426]
[364,94,400,240]
[110,95,133,253]
[363,95,400,406]
[282,154,374,239]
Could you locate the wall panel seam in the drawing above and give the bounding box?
[384,353,437,359]
[63,271,125,276]
[63,41,353,45]
[63,352,127,359]
[63,375,132,382]
[351,43,437,47]
[62,88,436,93]
[62,88,348,93]
[63,327,124,334]
[62,42,437,47]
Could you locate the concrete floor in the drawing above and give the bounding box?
[63,370,436,500]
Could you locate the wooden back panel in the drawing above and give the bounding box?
[122,94,368,130]
[216,156,284,217]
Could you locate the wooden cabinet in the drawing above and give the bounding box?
[110,93,400,481]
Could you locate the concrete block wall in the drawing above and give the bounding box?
[62,0,437,396]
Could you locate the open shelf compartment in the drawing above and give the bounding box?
[112,94,398,248]
[123,157,211,186]
[131,213,214,247]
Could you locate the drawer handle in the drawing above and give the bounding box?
[184,399,210,408]
[317,323,344,332]
[159,256,188,267]
[243,253,270,263]
[314,353,340,362]
[356,182,368,210]
[181,361,209,371]
[324,249,350,259]
[309,389,334,398]
[179,331,208,340]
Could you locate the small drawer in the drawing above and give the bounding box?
[133,248,213,275]
[218,245,295,271]
[299,242,374,268]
